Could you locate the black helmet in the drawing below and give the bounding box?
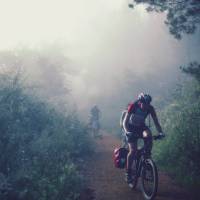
[138,93,152,104]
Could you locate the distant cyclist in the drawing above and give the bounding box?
[123,93,165,183]
[89,105,101,138]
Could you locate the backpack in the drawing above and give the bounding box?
[119,110,127,128]
[113,147,128,169]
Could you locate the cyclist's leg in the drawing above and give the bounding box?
[127,142,137,172]
[92,120,98,137]
[97,120,101,136]
[142,128,152,155]
[121,128,127,148]
[126,134,137,182]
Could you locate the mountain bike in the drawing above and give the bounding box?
[123,133,163,200]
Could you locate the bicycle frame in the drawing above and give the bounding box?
[135,148,148,178]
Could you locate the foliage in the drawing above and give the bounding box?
[0,73,92,200]
[0,46,73,111]
[181,62,200,82]
[131,0,200,39]
[153,63,200,192]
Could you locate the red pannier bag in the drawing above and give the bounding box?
[113,147,128,169]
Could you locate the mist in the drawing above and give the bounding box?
[0,0,200,129]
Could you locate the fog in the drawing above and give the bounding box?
[0,0,199,129]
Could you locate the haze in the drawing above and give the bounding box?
[0,0,199,128]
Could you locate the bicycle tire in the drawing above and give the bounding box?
[140,158,158,200]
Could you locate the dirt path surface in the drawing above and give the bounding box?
[81,133,192,200]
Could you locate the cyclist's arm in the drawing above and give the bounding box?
[150,106,163,133]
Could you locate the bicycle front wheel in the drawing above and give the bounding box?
[141,159,158,200]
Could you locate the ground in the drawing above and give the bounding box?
[80,133,193,200]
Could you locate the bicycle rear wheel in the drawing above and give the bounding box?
[141,159,158,200]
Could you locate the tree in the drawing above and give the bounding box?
[130,0,200,39]
[181,62,200,82]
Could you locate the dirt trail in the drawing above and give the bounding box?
[81,133,192,200]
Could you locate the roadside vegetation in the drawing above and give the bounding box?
[153,63,200,193]
[0,72,92,200]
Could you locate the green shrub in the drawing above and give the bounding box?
[153,72,200,192]
[0,74,92,200]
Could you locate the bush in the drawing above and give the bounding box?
[153,72,200,192]
[0,74,92,200]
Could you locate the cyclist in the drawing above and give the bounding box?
[90,105,100,121]
[89,105,101,137]
[123,93,165,183]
